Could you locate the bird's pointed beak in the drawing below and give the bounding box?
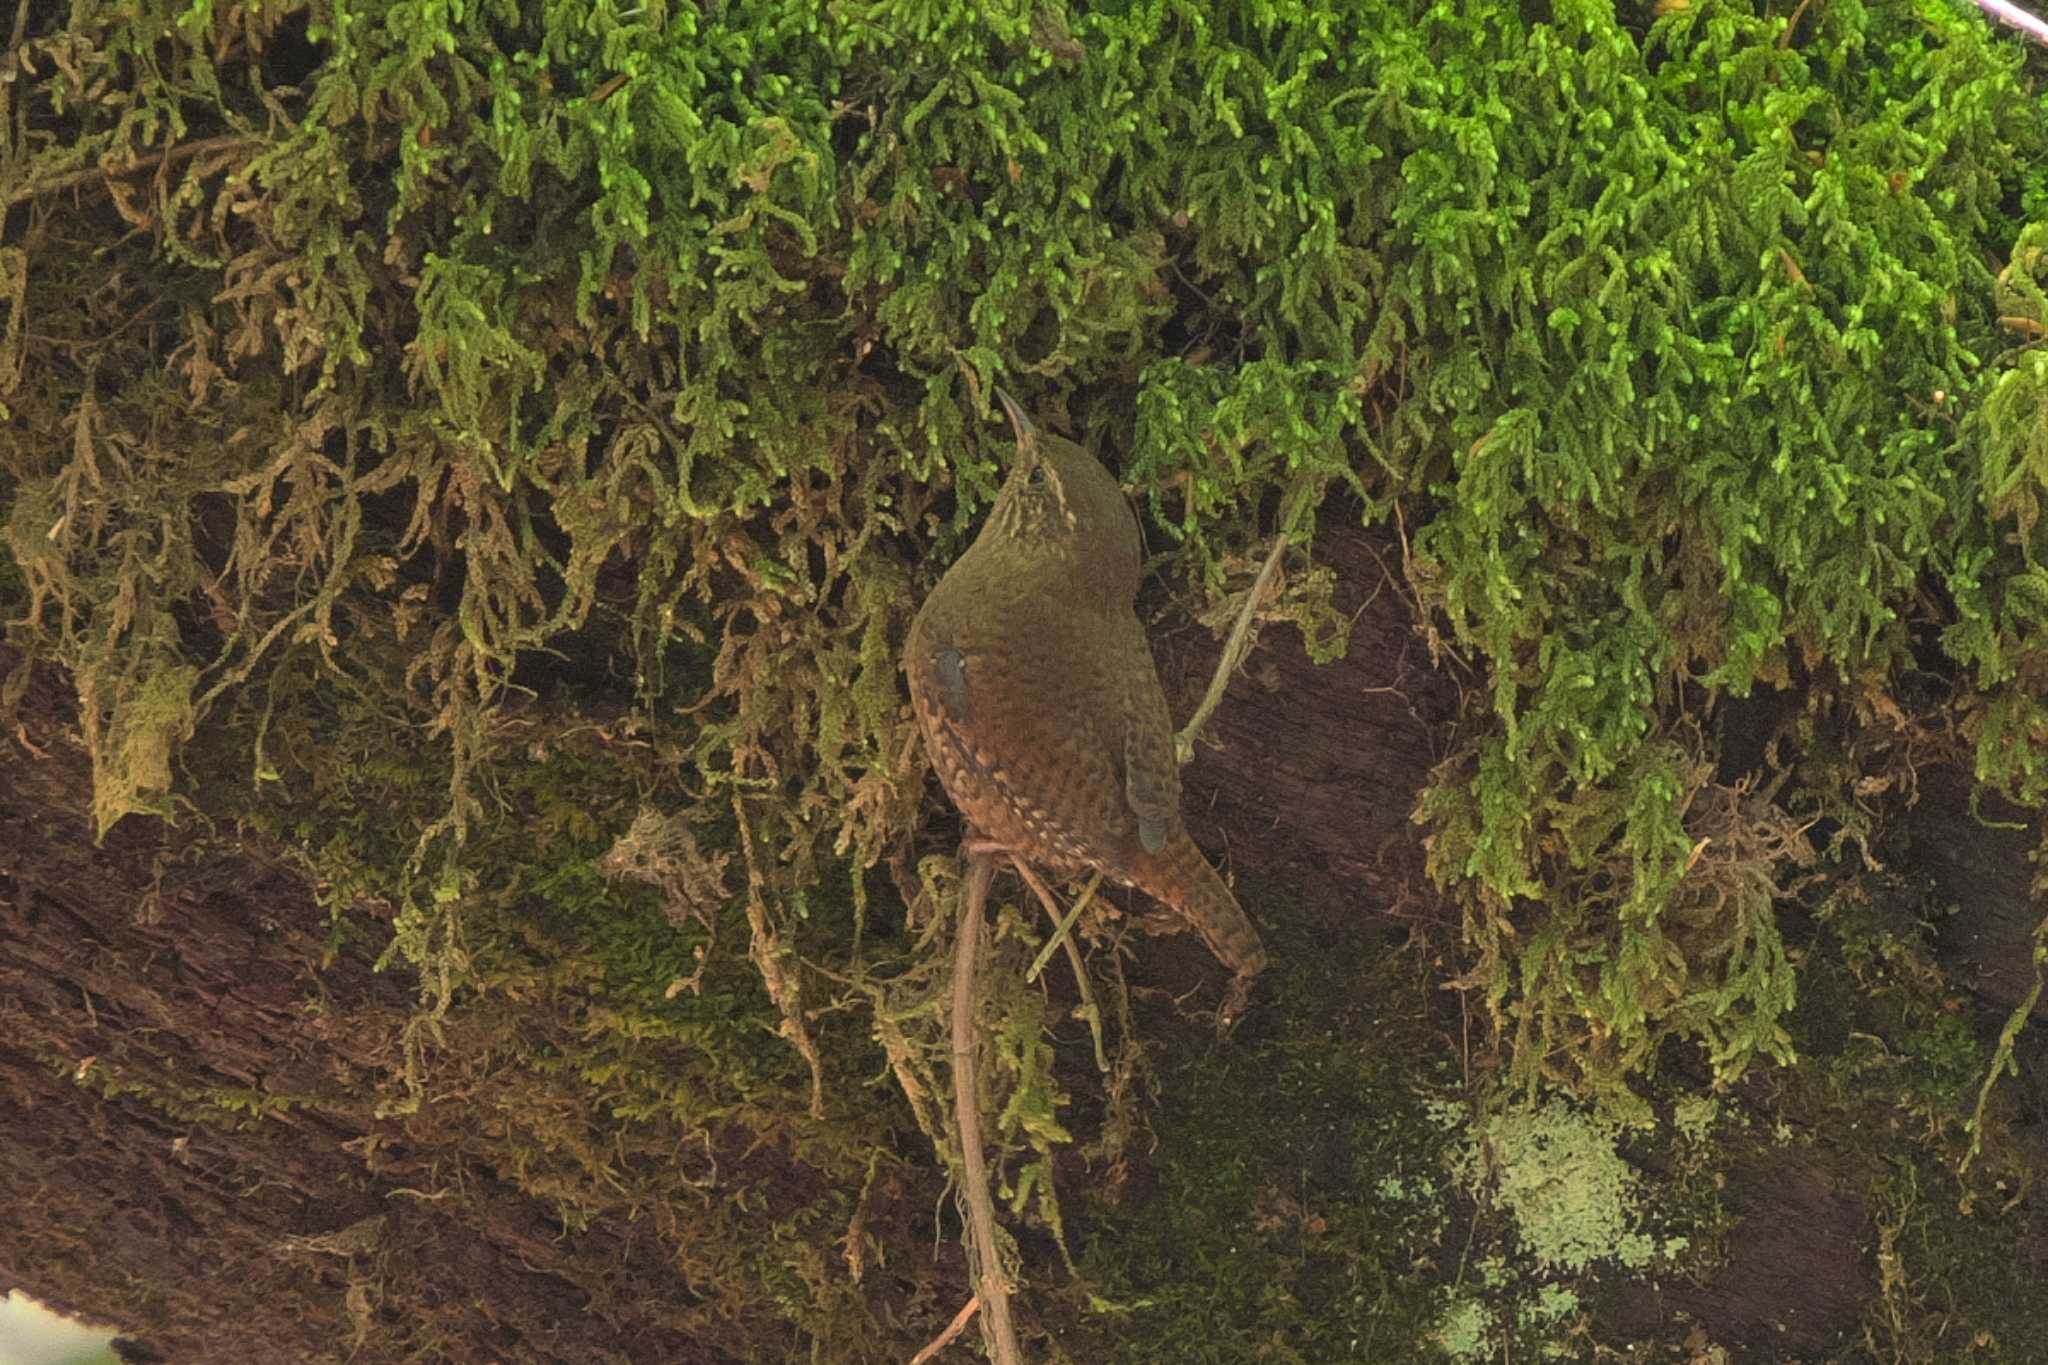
[993,386,1037,454]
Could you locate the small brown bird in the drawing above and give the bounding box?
[903,388,1266,1027]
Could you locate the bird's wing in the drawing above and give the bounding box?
[1114,623,1180,854]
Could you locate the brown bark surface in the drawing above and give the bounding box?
[1909,764,2047,1023]
[0,647,775,1365]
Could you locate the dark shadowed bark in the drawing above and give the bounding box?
[0,646,828,1365]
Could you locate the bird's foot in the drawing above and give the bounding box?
[1216,972,1257,1037]
[1136,908,1187,937]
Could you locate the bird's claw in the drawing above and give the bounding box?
[1215,973,1256,1037]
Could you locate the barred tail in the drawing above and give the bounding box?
[1136,836,1266,1028]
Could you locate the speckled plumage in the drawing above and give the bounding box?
[903,389,1266,1026]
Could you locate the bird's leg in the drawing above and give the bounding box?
[1024,869,1102,985]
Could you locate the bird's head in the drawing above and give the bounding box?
[988,386,1078,542]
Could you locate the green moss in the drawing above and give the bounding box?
[1069,915,1453,1361]
[8,0,2048,1353]
[1433,1294,1495,1361]
[1765,874,2048,1358]
[1456,1100,1669,1275]
[56,1054,356,1132]
[1433,1260,1587,1362]
[8,0,2048,1108]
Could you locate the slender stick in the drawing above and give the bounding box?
[1969,0,2048,48]
[909,1295,982,1365]
[4,135,264,210]
[1015,864,1109,1074]
[952,847,1023,1365]
[1175,476,1317,760]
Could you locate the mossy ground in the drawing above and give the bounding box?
[1772,879,2048,1363]
[1061,893,1455,1362]
[1007,859,2048,1363]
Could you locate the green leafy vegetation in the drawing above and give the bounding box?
[6,0,2048,1356]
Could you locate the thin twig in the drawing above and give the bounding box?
[952,847,1023,1365]
[4,135,264,211]
[1015,865,1109,1074]
[1777,0,1815,48]
[909,1295,982,1365]
[1969,0,2048,48]
[1176,474,1321,761]
[1962,908,2047,1174]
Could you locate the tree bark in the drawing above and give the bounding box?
[0,647,775,1364]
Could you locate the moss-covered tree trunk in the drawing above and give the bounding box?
[11,515,2048,1358]
[1,645,849,1364]
[10,0,2048,1358]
